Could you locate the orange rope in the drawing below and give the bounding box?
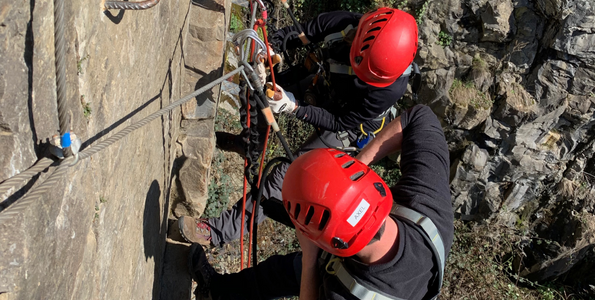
[247,19,275,268]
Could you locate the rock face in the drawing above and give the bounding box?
[417,0,595,289]
[0,0,229,299]
[175,0,230,218]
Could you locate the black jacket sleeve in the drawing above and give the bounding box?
[270,11,362,51]
[392,105,454,254]
[294,76,408,132]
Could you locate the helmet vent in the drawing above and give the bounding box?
[294,203,301,219]
[350,171,365,181]
[371,18,388,25]
[335,153,345,158]
[287,201,291,213]
[342,160,355,168]
[305,206,315,225]
[366,27,381,34]
[360,44,370,52]
[319,210,330,230]
[363,36,375,43]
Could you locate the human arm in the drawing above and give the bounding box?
[355,115,403,165]
[297,230,320,300]
[385,105,452,247]
[295,76,408,131]
[270,11,362,52]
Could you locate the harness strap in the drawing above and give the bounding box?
[324,24,354,46]
[336,131,351,148]
[321,204,445,300]
[392,204,445,299]
[329,63,354,75]
[326,257,407,300]
[329,63,413,78]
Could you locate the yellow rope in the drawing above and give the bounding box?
[360,117,386,136]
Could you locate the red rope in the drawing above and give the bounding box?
[246,18,275,268]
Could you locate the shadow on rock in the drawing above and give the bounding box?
[143,180,168,299]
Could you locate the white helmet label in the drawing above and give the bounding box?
[347,199,370,227]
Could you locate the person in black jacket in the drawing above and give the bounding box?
[179,8,420,247]
[188,104,454,300]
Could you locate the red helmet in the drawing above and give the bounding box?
[350,8,418,88]
[282,148,393,257]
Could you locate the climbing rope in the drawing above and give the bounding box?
[247,21,277,266]
[104,0,160,10]
[250,156,292,267]
[240,1,301,268]
[0,67,244,222]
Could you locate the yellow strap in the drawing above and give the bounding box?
[360,117,386,136]
[325,257,342,275]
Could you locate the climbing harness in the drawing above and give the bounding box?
[320,204,446,300]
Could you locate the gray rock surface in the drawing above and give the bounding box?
[177,119,216,217]
[0,0,230,299]
[481,0,515,42]
[181,2,228,120]
[419,0,595,288]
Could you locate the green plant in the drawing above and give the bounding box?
[229,13,243,33]
[415,0,429,24]
[396,0,408,10]
[77,54,90,75]
[94,203,100,220]
[265,114,314,163]
[369,156,401,187]
[205,151,233,218]
[449,79,492,110]
[214,109,242,132]
[81,95,92,118]
[537,285,557,300]
[437,31,452,47]
[339,0,375,13]
[472,54,487,70]
[100,196,107,203]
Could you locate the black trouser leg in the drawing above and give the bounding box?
[210,252,302,300]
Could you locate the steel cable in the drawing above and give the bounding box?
[79,67,243,160]
[0,158,56,200]
[53,0,71,157]
[0,160,71,222]
[0,67,244,223]
[104,0,160,10]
